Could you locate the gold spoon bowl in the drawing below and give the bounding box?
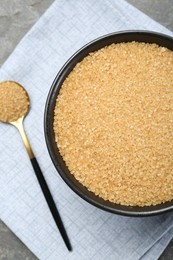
[0,81,34,158]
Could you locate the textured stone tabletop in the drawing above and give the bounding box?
[0,0,173,259]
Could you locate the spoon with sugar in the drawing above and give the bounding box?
[0,80,72,251]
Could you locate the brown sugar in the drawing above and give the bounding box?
[0,81,29,123]
[54,42,173,207]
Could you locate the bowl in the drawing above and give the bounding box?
[44,30,173,217]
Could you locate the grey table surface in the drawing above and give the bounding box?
[0,0,173,259]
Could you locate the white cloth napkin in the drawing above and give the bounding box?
[0,0,173,259]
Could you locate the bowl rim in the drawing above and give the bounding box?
[44,30,173,217]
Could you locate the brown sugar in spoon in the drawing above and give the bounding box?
[0,80,72,251]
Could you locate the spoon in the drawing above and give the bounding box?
[0,80,72,251]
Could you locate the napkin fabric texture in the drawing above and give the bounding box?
[0,0,173,259]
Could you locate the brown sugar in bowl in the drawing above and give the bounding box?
[44,31,173,216]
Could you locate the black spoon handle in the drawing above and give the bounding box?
[12,119,72,251]
[31,157,72,251]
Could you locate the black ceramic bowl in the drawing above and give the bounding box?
[44,31,173,217]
